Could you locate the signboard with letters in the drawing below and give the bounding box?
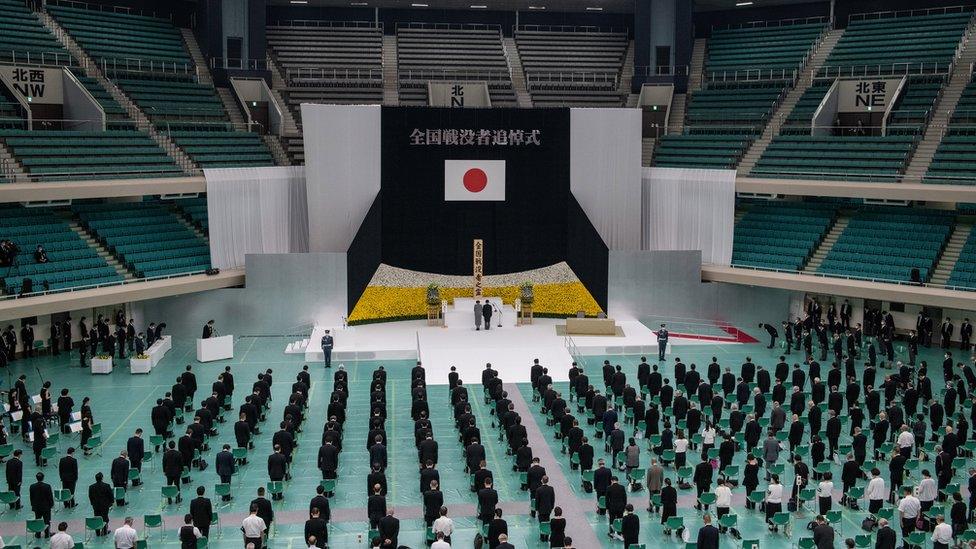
[0,65,63,104]
[473,239,484,297]
[837,77,904,112]
[427,81,491,108]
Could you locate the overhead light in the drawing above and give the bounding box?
[289,0,308,4]
[411,2,428,5]
[586,6,603,10]
[528,5,546,9]
[350,1,368,4]
[735,1,754,5]
[470,4,487,7]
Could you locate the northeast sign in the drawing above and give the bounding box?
[837,77,904,112]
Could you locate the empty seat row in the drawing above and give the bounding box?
[733,201,835,271]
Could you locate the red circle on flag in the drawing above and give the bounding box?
[463,168,488,193]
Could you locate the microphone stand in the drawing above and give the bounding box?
[492,303,502,328]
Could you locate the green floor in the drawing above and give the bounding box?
[0,329,969,547]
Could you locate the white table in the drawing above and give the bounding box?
[129,357,153,374]
[91,357,113,374]
[146,335,172,366]
[196,335,234,362]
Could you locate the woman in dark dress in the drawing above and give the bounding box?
[660,478,677,526]
[40,381,52,419]
[81,416,93,455]
[549,506,566,547]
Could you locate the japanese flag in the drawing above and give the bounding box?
[444,160,506,201]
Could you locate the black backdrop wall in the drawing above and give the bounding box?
[345,106,609,312]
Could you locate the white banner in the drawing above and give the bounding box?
[444,159,505,201]
[205,166,309,270]
[642,167,735,266]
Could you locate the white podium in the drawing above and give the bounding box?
[91,357,113,374]
[197,335,234,362]
[129,357,153,374]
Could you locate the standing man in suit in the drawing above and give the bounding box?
[474,300,483,331]
[320,330,333,369]
[58,447,78,508]
[29,472,54,538]
[88,472,112,536]
[5,449,23,509]
[190,486,213,538]
[216,444,234,501]
[961,318,972,351]
[202,320,215,339]
[840,300,852,330]
[696,513,719,549]
[50,321,61,356]
[657,324,669,361]
[20,323,34,358]
[126,320,136,353]
[482,301,493,331]
[942,318,955,350]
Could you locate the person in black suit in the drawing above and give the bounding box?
[20,324,34,358]
[378,507,399,548]
[962,318,973,351]
[486,508,508,549]
[304,506,328,548]
[422,480,443,527]
[621,504,640,547]
[88,472,112,536]
[162,441,183,504]
[29,472,54,537]
[5,449,23,509]
[875,518,897,549]
[58,447,78,508]
[760,323,778,349]
[482,302,493,330]
[812,515,835,549]
[215,444,234,501]
[309,485,330,523]
[478,478,499,523]
[127,430,144,485]
[250,487,274,531]
[202,320,215,339]
[50,321,61,356]
[535,476,556,523]
[110,451,129,506]
[696,513,719,549]
[605,476,627,538]
[367,484,385,529]
[181,366,198,411]
[190,486,213,538]
[267,445,287,500]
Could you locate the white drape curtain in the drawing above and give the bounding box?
[302,104,381,252]
[570,108,643,250]
[642,166,735,266]
[205,166,309,270]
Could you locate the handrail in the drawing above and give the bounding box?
[0,50,77,68]
[633,65,690,77]
[514,24,629,34]
[727,262,975,293]
[849,5,974,23]
[271,20,383,30]
[398,68,511,80]
[286,67,384,83]
[0,269,210,302]
[705,68,797,83]
[562,334,586,370]
[47,0,170,20]
[98,57,195,77]
[817,62,953,78]
[525,71,619,84]
[210,58,268,71]
[396,22,501,32]
[712,16,829,32]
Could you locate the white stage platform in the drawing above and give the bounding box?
[283,300,729,384]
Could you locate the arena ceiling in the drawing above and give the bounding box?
[271,0,818,14]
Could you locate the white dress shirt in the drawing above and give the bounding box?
[817,480,834,498]
[675,438,689,453]
[242,515,266,537]
[932,522,953,544]
[766,483,783,504]
[432,516,454,537]
[897,431,915,449]
[866,477,887,501]
[715,485,732,508]
[50,532,74,549]
[918,478,937,502]
[899,495,921,519]
[113,524,138,549]
[432,541,452,549]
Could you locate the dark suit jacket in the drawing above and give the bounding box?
[29,481,54,513]
[58,456,78,485]
[190,496,213,530]
[697,524,720,549]
[377,515,399,546]
[88,481,113,513]
[304,517,328,547]
[251,497,273,525]
[215,450,235,478]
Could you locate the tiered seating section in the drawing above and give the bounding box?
[0,129,179,180]
[0,205,120,295]
[732,201,834,271]
[514,27,627,107]
[74,201,210,279]
[396,24,515,106]
[174,196,209,234]
[267,22,383,124]
[926,73,976,184]
[818,208,951,283]
[820,11,971,76]
[705,21,825,77]
[886,75,944,134]
[751,135,916,180]
[48,4,274,169]
[0,0,72,66]
[654,22,824,169]
[949,229,976,289]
